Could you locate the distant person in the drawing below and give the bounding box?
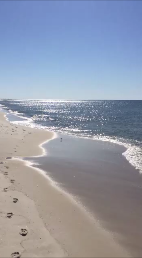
[60,137,62,142]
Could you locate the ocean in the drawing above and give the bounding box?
[1,99,142,256]
[0,99,142,173]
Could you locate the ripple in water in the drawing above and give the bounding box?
[0,99,142,173]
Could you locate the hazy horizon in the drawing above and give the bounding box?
[1,98,142,101]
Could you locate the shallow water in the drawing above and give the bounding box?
[0,99,142,173]
[26,134,142,257]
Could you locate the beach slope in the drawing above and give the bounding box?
[0,112,129,257]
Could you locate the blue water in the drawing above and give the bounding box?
[0,99,142,172]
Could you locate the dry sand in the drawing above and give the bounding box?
[0,112,130,257]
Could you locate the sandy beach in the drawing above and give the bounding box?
[0,0,141,256]
[0,111,130,257]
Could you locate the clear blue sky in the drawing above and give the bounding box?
[0,1,141,100]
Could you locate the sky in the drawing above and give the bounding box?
[0,0,141,100]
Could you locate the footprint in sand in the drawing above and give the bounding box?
[10,179,15,183]
[7,212,13,218]
[11,252,21,258]
[0,162,3,164]
[13,198,18,203]
[6,157,11,159]
[4,172,8,175]
[5,166,9,169]
[4,187,8,192]
[19,228,28,236]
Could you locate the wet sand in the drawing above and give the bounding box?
[27,134,142,257]
[0,112,129,257]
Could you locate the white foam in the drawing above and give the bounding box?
[93,135,142,174]
[33,132,57,158]
[3,106,142,174]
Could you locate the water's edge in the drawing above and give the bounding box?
[2,106,142,174]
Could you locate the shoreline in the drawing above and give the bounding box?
[26,134,142,257]
[0,112,66,257]
[3,106,142,174]
[0,111,130,257]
